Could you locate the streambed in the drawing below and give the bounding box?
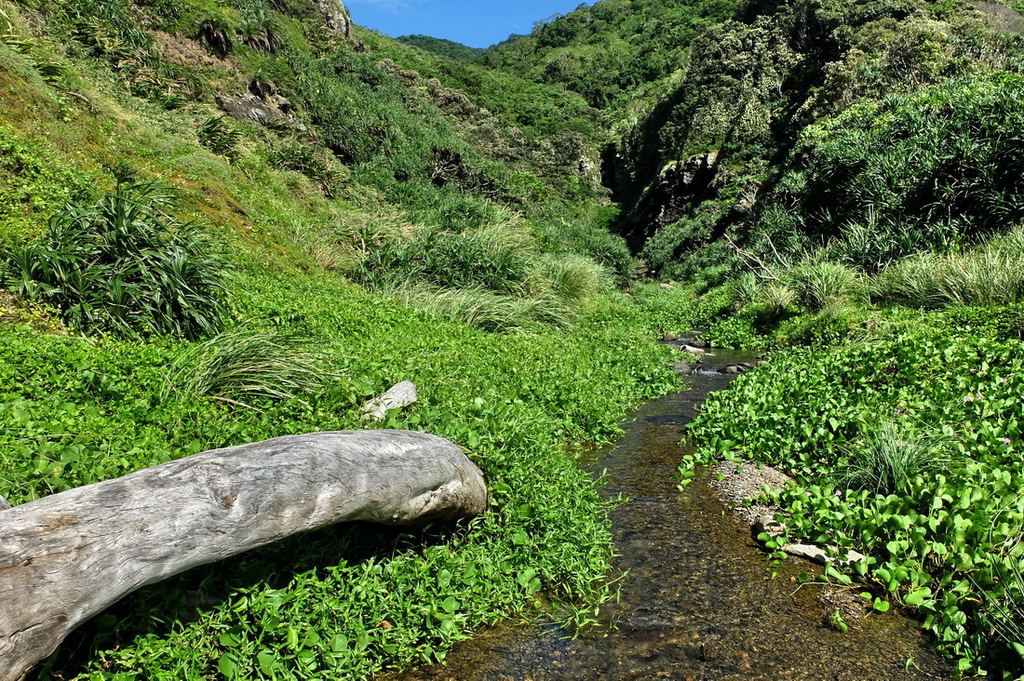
[388,350,954,680]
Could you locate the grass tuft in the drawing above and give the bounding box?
[166,326,334,409]
[393,284,576,332]
[840,421,949,496]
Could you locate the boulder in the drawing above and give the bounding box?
[670,362,694,375]
[216,92,281,125]
[215,93,309,133]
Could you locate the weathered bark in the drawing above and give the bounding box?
[0,430,486,681]
[362,381,418,421]
[0,495,10,511]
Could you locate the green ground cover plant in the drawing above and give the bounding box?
[7,0,1024,675]
[0,272,691,679]
[684,315,1024,674]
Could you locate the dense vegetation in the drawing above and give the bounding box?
[481,0,737,108]
[3,0,1024,676]
[0,0,687,677]
[480,0,1024,675]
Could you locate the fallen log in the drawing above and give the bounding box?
[0,429,486,681]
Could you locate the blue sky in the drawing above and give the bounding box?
[345,1,594,48]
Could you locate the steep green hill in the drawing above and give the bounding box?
[481,0,738,108]
[397,34,484,63]
[482,0,1024,286]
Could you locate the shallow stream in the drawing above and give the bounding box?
[389,350,954,680]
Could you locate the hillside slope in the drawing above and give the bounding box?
[484,0,1024,285]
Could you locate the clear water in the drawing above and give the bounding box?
[386,351,954,680]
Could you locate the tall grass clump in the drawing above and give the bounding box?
[840,421,949,496]
[351,224,535,295]
[786,260,864,312]
[1,182,227,339]
[535,253,613,306]
[982,539,1024,668]
[166,326,333,408]
[734,272,760,305]
[875,226,1024,308]
[393,284,576,332]
[758,282,797,318]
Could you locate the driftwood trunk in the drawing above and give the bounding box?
[0,430,486,681]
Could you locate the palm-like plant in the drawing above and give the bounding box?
[1,181,228,339]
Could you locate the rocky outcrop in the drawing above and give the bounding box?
[313,0,350,35]
[616,150,722,251]
[313,0,363,49]
[215,92,308,133]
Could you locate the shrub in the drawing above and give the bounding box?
[266,139,345,197]
[533,214,636,285]
[1,182,228,339]
[235,0,282,53]
[792,73,1024,261]
[734,271,760,305]
[197,116,243,158]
